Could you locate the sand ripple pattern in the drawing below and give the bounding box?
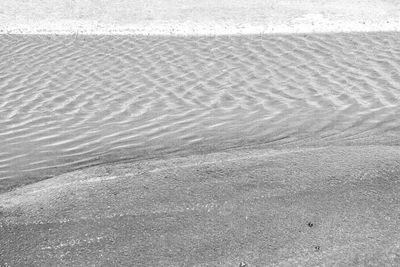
[1,33,400,191]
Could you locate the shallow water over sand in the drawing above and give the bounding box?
[1,32,400,191]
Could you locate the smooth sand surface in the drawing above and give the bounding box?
[1,145,400,265]
[1,0,400,34]
[1,32,400,192]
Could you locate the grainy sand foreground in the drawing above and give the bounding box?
[1,145,400,266]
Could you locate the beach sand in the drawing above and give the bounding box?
[1,31,400,265]
[1,32,400,192]
[1,145,400,265]
[1,0,400,34]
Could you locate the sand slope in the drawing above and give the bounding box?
[1,145,400,266]
[1,32,400,192]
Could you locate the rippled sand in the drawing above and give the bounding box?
[1,32,400,192]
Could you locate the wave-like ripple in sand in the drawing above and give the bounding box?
[1,32,400,191]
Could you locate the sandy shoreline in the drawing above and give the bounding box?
[1,0,400,35]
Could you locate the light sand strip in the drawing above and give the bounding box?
[1,0,400,35]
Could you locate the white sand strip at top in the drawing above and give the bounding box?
[1,0,400,35]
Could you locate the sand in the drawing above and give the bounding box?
[1,0,400,34]
[1,145,400,265]
[1,27,400,266]
[1,32,400,193]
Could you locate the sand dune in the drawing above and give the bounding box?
[1,32,400,192]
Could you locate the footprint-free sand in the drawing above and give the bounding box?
[1,32,400,265]
[1,32,400,192]
[1,146,400,265]
[2,0,400,34]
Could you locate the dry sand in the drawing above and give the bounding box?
[1,0,400,34]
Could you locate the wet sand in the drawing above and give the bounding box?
[1,145,400,266]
